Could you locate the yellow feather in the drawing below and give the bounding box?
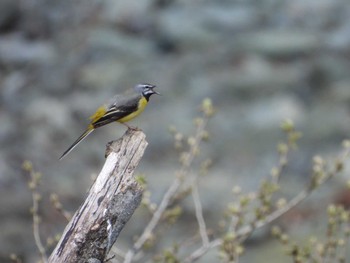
[89,106,107,123]
[60,85,158,160]
[118,97,148,123]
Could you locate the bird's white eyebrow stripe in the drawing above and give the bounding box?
[143,89,153,94]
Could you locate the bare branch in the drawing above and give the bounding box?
[123,112,211,263]
[183,144,350,262]
[22,161,48,263]
[32,191,48,263]
[50,193,72,222]
[191,180,209,246]
[124,177,182,263]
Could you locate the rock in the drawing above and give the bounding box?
[102,0,153,23]
[331,81,350,102]
[245,95,305,130]
[208,55,307,95]
[236,30,320,56]
[326,22,350,50]
[0,113,15,144]
[79,59,126,89]
[0,0,19,32]
[200,4,258,31]
[26,97,71,130]
[0,35,56,64]
[157,7,222,50]
[1,71,27,110]
[286,0,343,28]
[87,29,153,59]
[302,101,350,139]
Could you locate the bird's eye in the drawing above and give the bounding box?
[143,88,152,94]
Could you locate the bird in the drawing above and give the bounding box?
[59,83,160,160]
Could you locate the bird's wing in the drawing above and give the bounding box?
[91,93,141,128]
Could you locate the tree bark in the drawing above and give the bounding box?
[49,129,147,263]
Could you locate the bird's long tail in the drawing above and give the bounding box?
[59,128,94,160]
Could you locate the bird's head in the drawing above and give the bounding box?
[135,83,160,101]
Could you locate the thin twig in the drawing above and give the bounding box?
[238,189,308,240]
[123,117,210,263]
[9,253,22,263]
[228,216,240,234]
[270,145,288,185]
[183,189,308,263]
[183,238,222,263]
[32,190,48,263]
[50,193,71,222]
[124,178,183,262]
[191,180,209,246]
[23,161,48,263]
[182,171,336,263]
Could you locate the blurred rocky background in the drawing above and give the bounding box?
[1,0,350,262]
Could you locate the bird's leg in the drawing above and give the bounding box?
[121,122,140,131]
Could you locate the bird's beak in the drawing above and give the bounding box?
[153,90,161,95]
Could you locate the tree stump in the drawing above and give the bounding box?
[49,129,147,263]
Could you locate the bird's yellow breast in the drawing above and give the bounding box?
[118,96,148,123]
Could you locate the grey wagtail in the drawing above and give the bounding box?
[59,83,159,160]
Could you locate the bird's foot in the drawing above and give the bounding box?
[123,123,141,131]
